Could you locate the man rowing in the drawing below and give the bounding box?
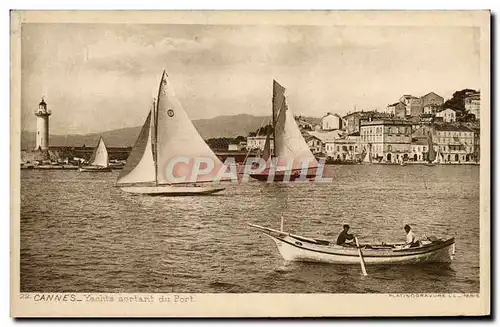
[404,224,420,248]
[336,224,355,246]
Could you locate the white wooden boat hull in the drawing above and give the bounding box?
[78,166,113,172]
[119,185,225,196]
[249,224,455,265]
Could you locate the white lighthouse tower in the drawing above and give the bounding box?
[34,97,51,150]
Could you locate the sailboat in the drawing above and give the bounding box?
[249,80,319,181]
[362,143,372,164]
[114,70,226,196]
[78,137,113,172]
[433,146,443,164]
[426,130,437,166]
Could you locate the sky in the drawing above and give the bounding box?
[21,23,481,134]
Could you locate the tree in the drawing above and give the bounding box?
[457,113,476,123]
[248,124,274,136]
[443,88,477,113]
[235,135,246,143]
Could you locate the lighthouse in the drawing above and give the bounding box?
[34,97,51,150]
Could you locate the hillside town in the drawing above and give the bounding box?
[21,88,481,169]
[244,89,481,164]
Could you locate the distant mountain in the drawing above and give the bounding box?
[21,114,275,149]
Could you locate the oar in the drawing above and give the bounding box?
[355,237,368,276]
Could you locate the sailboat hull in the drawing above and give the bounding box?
[250,167,317,182]
[119,185,225,196]
[78,166,113,172]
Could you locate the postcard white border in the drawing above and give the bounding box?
[10,10,491,317]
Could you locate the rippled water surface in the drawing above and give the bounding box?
[20,165,480,293]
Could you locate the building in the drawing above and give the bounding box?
[305,129,349,157]
[34,97,51,150]
[307,130,345,144]
[321,112,342,131]
[324,136,361,161]
[465,91,480,120]
[228,144,239,151]
[411,126,433,161]
[305,135,324,155]
[399,95,423,117]
[421,92,444,107]
[386,102,406,118]
[295,117,314,131]
[342,111,391,135]
[436,108,457,123]
[246,135,274,151]
[410,138,428,162]
[394,92,443,118]
[360,119,412,163]
[423,104,441,115]
[434,124,475,162]
[470,127,480,162]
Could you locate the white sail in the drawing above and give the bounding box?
[433,147,442,164]
[116,110,156,185]
[363,145,372,163]
[155,71,226,184]
[89,137,109,167]
[273,81,318,170]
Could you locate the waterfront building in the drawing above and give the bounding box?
[246,135,274,151]
[411,126,433,161]
[306,129,348,157]
[434,124,475,162]
[305,135,324,155]
[464,91,480,120]
[436,108,457,123]
[410,138,428,162]
[324,136,361,161]
[360,118,412,163]
[470,127,480,162]
[342,110,391,135]
[34,97,51,150]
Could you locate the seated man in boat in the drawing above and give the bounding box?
[404,224,420,248]
[336,224,355,246]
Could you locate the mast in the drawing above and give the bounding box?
[154,75,162,186]
[272,81,276,158]
[152,98,158,185]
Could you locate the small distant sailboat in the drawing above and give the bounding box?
[78,137,112,172]
[362,144,372,164]
[249,80,319,181]
[114,70,226,196]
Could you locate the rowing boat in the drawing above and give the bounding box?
[248,223,455,265]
